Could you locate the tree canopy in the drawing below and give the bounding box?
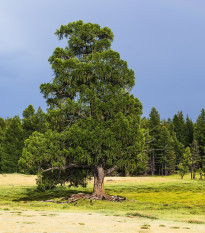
[19,20,145,199]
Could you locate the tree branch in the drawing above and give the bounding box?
[42,164,92,173]
[143,144,169,153]
[105,166,117,175]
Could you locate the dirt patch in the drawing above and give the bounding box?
[0,210,204,233]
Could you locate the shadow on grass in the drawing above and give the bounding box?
[14,187,92,202]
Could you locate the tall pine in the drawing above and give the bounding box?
[148,107,161,175]
[194,109,205,168]
[173,111,185,145]
[1,116,24,173]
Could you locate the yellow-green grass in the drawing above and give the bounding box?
[0,174,205,224]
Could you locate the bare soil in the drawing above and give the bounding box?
[0,210,204,233]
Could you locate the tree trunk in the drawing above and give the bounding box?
[125,169,130,177]
[200,173,202,180]
[193,171,196,179]
[92,166,107,200]
[151,154,155,175]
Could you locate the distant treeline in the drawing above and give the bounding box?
[0,105,205,178]
[142,107,205,179]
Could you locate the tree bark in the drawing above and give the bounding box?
[92,166,107,200]
[150,154,155,175]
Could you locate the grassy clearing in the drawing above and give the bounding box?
[0,174,205,224]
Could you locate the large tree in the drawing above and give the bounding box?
[19,21,145,199]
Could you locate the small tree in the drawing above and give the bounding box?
[19,21,145,199]
[190,140,199,179]
[177,147,191,179]
[177,163,189,179]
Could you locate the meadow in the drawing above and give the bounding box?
[0,174,205,232]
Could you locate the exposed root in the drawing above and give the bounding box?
[43,193,126,204]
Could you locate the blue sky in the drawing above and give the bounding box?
[1,0,205,121]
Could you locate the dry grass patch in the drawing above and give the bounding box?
[0,174,36,186]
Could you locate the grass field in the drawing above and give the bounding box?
[0,174,205,232]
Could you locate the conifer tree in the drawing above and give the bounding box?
[158,125,176,175]
[177,147,191,179]
[173,111,185,145]
[190,139,199,179]
[194,109,205,167]
[184,115,194,147]
[148,107,161,175]
[1,116,24,173]
[19,21,145,199]
[22,105,47,139]
[168,122,185,168]
[0,118,5,172]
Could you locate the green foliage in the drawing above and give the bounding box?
[177,163,189,179]
[168,122,185,167]
[1,117,24,173]
[173,111,185,145]
[158,126,176,175]
[148,107,161,175]
[177,147,191,179]
[184,115,194,147]
[190,140,200,179]
[19,21,145,190]
[194,109,205,165]
[22,105,47,139]
[0,118,5,171]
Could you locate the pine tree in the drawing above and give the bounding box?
[190,139,199,179]
[184,115,194,147]
[140,117,151,175]
[173,111,185,145]
[22,105,47,139]
[1,116,24,173]
[168,121,185,168]
[158,125,176,175]
[177,147,191,179]
[0,118,5,172]
[19,21,145,198]
[148,107,161,175]
[194,109,205,168]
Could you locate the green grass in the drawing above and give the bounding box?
[0,174,205,224]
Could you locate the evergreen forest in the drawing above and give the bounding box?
[1,105,205,179]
